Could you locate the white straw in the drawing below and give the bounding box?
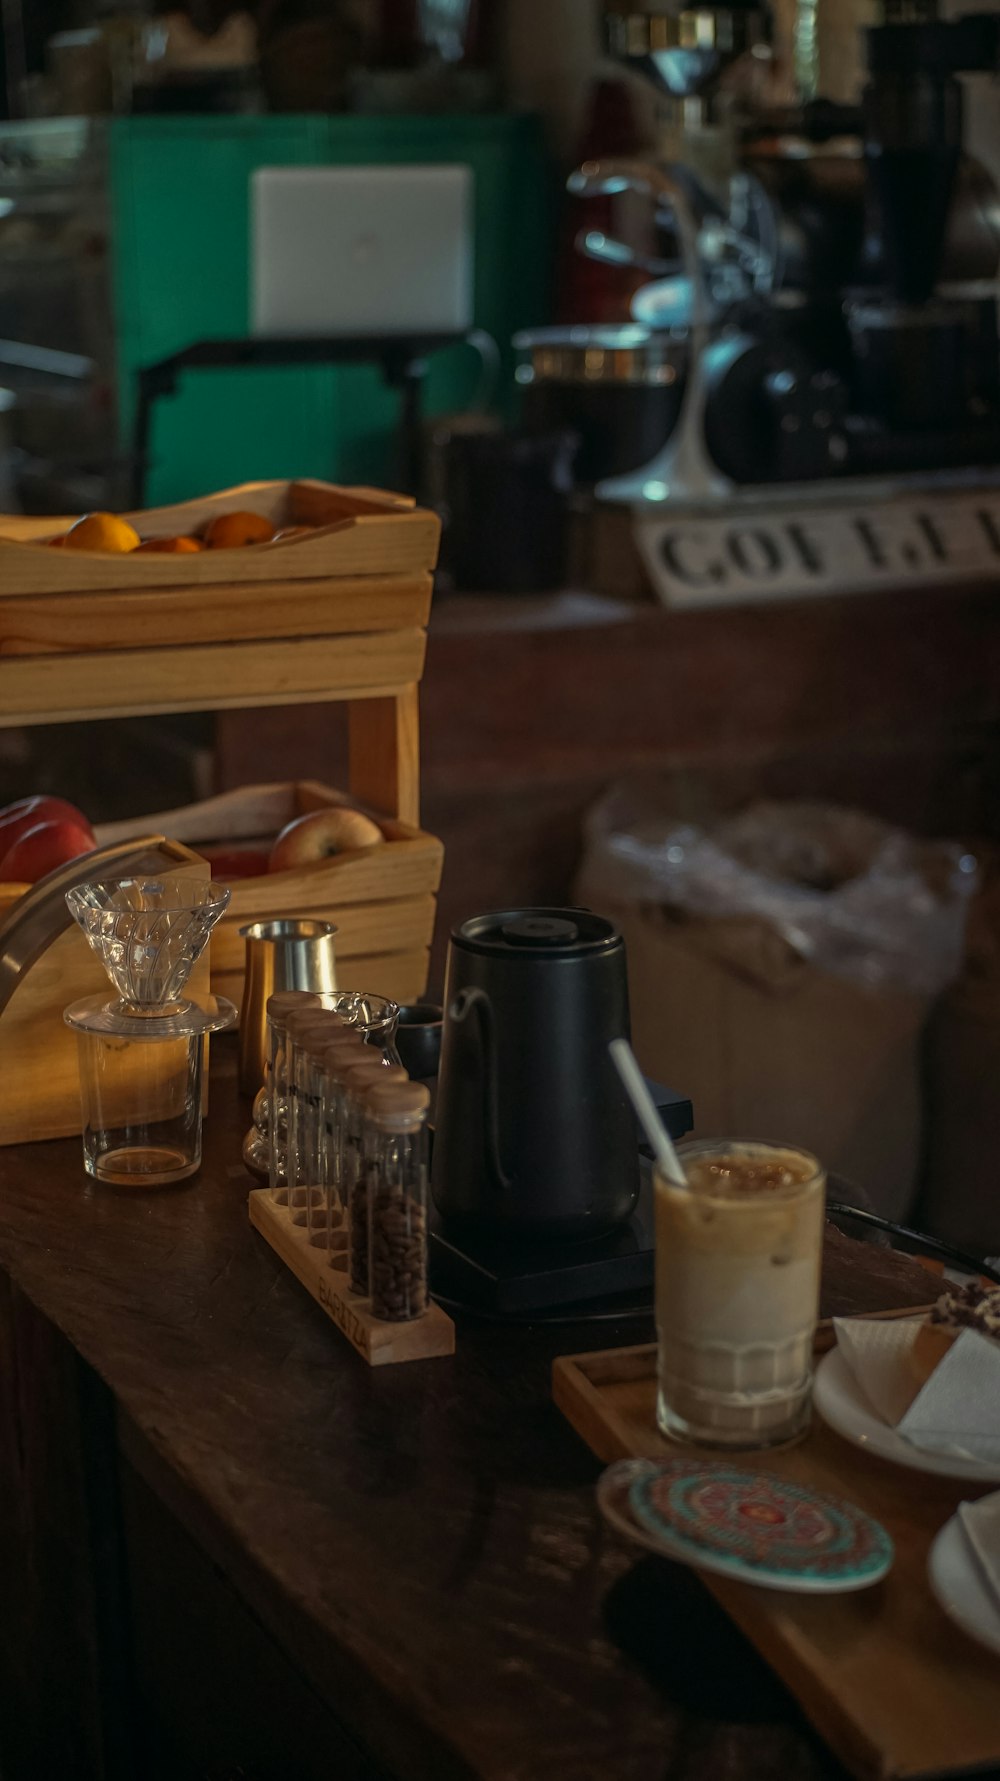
[609,1038,688,1190]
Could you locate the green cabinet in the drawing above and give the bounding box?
[109,114,554,505]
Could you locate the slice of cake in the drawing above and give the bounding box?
[910,1281,1000,1386]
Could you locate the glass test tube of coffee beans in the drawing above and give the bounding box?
[284,1005,337,1218]
[289,1010,347,1226]
[265,991,322,1203]
[317,1033,367,1251]
[365,1082,431,1323]
[344,1056,408,1295]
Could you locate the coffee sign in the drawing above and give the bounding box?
[634,489,1000,610]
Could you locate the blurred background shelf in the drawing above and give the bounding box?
[0,111,553,513]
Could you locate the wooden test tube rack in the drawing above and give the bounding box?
[249,1190,455,1366]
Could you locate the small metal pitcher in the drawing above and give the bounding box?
[238,917,338,1094]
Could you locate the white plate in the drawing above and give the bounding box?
[929,1512,1000,1658]
[813,1347,1000,1484]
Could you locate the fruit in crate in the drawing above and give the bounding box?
[62,512,141,553]
[269,806,384,871]
[202,847,272,880]
[135,535,204,553]
[0,819,94,882]
[203,510,276,549]
[0,795,95,857]
[26,505,319,552]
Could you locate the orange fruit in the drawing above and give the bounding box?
[202,510,276,549]
[63,511,141,553]
[46,533,68,547]
[135,535,204,553]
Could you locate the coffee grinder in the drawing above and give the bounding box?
[527,1,1000,523]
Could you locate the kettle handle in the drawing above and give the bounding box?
[449,987,512,1193]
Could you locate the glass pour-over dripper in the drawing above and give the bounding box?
[64,876,237,1188]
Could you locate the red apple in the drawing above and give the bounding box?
[0,795,95,858]
[0,819,95,883]
[269,807,384,873]
[202,847,271,881]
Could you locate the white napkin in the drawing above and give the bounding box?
[960,1492,1000,1611]
[833,1316,924,1424]
[899,1333,1000,1462]
[833,1317,1000,1463]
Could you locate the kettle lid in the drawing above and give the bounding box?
[452,908,622,959]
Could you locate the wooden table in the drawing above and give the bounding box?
[0,1041,943,1781]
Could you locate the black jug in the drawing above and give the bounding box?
[431,909,638,1239]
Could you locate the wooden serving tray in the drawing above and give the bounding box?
[553,1327,1000,1781]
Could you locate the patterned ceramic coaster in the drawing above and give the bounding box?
[627,1464,894,1594]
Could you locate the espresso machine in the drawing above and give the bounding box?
[519,0,1000,548]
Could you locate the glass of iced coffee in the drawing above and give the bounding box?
[655,1140,825,1450]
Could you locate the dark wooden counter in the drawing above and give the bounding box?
[0,1042,945,1781]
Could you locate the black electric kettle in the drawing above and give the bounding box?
[431,909,638,1239]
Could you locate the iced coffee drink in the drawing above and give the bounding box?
[655,1140,825,1450]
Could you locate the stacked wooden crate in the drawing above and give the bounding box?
[0,479,443,1011]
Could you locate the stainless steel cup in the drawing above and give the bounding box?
[238,918,338,1094]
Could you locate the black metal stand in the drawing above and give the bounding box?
[129,332,465,508]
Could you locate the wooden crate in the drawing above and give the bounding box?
[0,479,438,595]
[0,840,211,1146]
[79,780,444,1011]
[0,480,439,833]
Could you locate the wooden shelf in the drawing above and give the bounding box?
[0,486,446,1142]
[0,478,441,826]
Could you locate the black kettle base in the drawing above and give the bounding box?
[429,1158,663,1319]
[428,1076,692,1320]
